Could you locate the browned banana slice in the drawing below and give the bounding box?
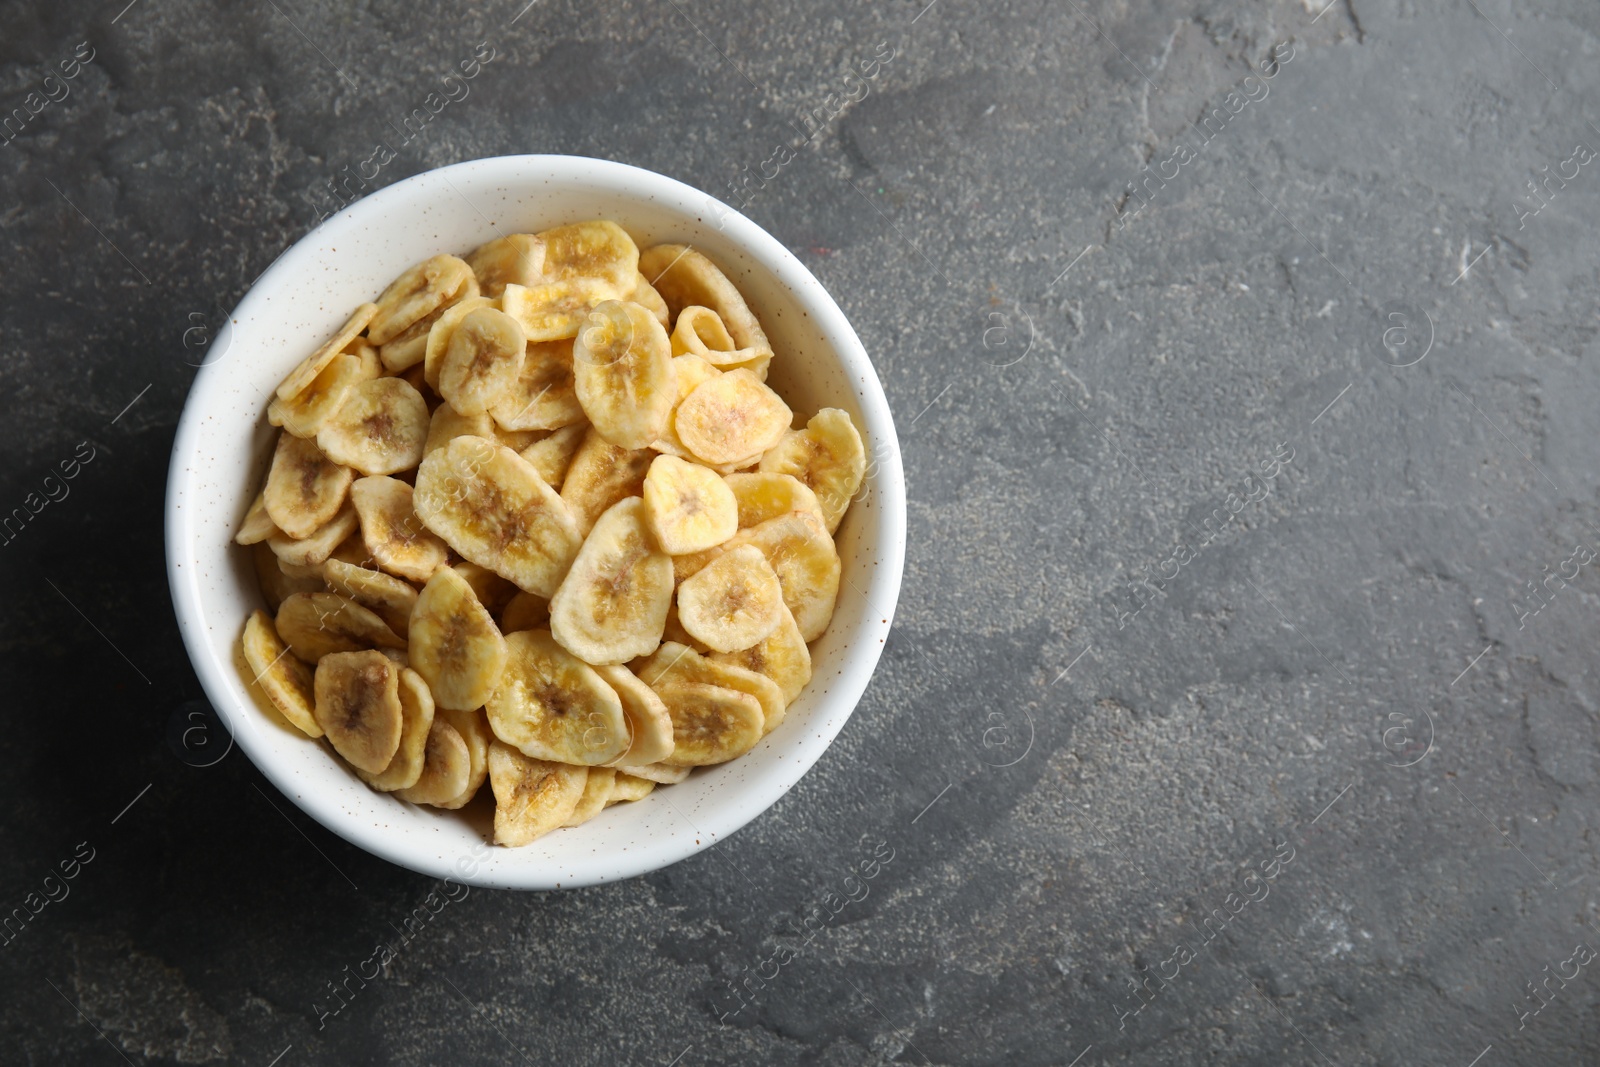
[263,433,353,540]
[394,719,472,807]
[358,667,436,790]
[638,245,773,363]
[632,273,669,326]
[316,378,430,476]
[424,403,497,456]
[613,761,691,784]
[572,300,676,449]
[486,630,629,765]
[267,501,359,568]
[368,255,474,345]
[548,497,673,664]
[452,561,517,615]
[413,436,583,597]
[559,427,654,536]
[434,706,492,809]
[500,590,551,634]
[724,471,826,530]
[675,543,786,653]
[409,567,509,711]
[276,303,378,400]
[674,369,791,466]
[594,663,674,766]
[466,233,546,297]
[268,352,363,439]
[758,408,866,534]
[275,591,406,662]
[313,650,404,773]
[323,558,418,636]
[538,220,639,291]
[252,542,324,611]
[730,512,841,642]
[637,642,786,734]
[349,475,449,583]
[490,340,585,431]
[438,306,527,415]
[654,682,763,767]
[519,422,587,487]
[489,742,588,846]
[241,609,321,737]
[422,296,494,389]
[710,600,811,704]
[608,772,657,803]
[562,767,616,827]
[670,305,763,370]
[641,454,738,555]
[235,491,280,546]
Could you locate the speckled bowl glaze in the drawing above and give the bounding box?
[165,155,905,889]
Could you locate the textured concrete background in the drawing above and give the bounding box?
[3,0,1599,1063]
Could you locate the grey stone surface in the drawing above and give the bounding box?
[2,0,1599,1062]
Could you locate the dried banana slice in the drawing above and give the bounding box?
[241,609,321,737]
[638,244,773,363]
[674,369,791,466]
[608,772,656,804]
[486,629,629,765]
[519,422,587,487]
[275,591,406,662]
[235,491,280,546]
[670,305,763,370]
[710,599,811,704]
[267,501,359,568]
[437,306,527,416]
[379,269,479,373]
[732,512,841,642]
[539,220,640,290]
[323,558,417,635]
[263,433,353,540]
[613,761,691,784]
[501,278,620,342]
[466,233,546,298]
[549,497,673,665]
[758,408,866,534]
[593,663,674,766]
[632,273,669,326]
[409,567,509,711]
[368,255,474,345]
[489,742,587,846]
[276,556,324,581]
[423,296,495,389]
[276,303,378,400]
[675,543,786,653]
[313,650,404,773]
[358,667,436,791]
[350,475,449,583]
[637,642,786,734]
[394,718,472,807]
[572,300,676,449]
[650,354,722,458]
[378,647,410,667]
[500,590,550,634]
[424,404,497,456]
[723,471,826,530]
[654,682,763,766]
[268,352,363,439]
[490,340,585,431]
[562,767,616,827]
[413,436,583,598]
[348,339,383,381]
[252,542,324,611]
[559,427,654,536]
[316,378,430,476]
[641,454,738,555]
[452,561,517,615]
[435,706,492,809]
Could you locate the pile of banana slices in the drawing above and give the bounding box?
[234,221,867,846]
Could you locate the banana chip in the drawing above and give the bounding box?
[424,403,497,456]
[613,761,691,784]
[349,475,449,583]
[662,600,711,652]
[500,590,551,634]
[728,512,840,642]
[675,543,786,653]
[758,408,866,534]
[670,305,763,371]
[452,561,517,615]
[394,718,472,807]
[489,741,588,846]
[562,767,616,827]
[710,599,811,704]
[519,422,587,487]
[368,255,474,345]
[559,427,654,536]
[637,641,786,734]
[490,340,585,431]
[638,244,773,364]
[422,296,495,390]
[276,303,378,401]
[438,307,527,416]
[654,682,763,766]
[549,497,673,665]
[267,501,359,568]
[641,454,738,555]
[348,339,384,381]
[235,491,281,546]
[316,378,430,476]
[413,435,583,598]
[268,352,363,439]
[466,233,546,298]
[632,273,669,326]
[264,433,353,540]
[609,772,657,804]
[409,566,509,711]
[359,667,436,790]
[323,558,417,635]
[313,650,404,773]
[486,629,629,765]
[723,471,826,530]
[434,706,493,809]
[572,300,676,450]
[593,663,674,766]
[276,591,406,662]
[674,369,791,466]
[241,609,322,737]
[539,220,639,291]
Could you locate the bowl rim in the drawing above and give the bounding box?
[164,154,907,889]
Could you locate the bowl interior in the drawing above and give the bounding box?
[167,156,905,889]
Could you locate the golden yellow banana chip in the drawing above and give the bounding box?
[670,305,763,370]
[609,772,657,804]
[313,650,404,773]
[562,767,616,827]
[572,300,676,450]
[349,475,449,583]
[315,378,430,477]
[241,609,322,737]
[276,591,406,662]
[710,599,811,705]
[368,255,474,345]
[268,352,363,439]
[675,543,786,653]
[593,663,674,766]
[674,369,791,466]
[235,491,280,546]
[424,403,496,456]
[538,221,639,290]
[519,422,587,487]
[377,285,467,374]
[347,339,383,381]
[264,432,353,540]
[358,667,436,791]
[654,682,763,766]
[638,244,773,363]
[323,558,418,636]
[559,427,654,536]
[641,454,738,555]
[758,408,866,534]
[434,706,492,809]
[267,501,359,568]
[394,718,472,807]
[452,561,517,615]
[549,497,673,665]
[422,295,495,389]
[637,641,786,734]
[500,590,551,634]
[632,273,669,326]
[723,471,826,530]
[490,339,585,431]
[466,233,546,298]
[613,761,691,784]
[486,629,629,765]
[276,303,378,400]
[728,512,840,642]
[408,566,509,711]
[437,306,527,416]
[489,741,588,846]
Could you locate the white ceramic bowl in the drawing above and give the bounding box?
[165,155,905,889]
